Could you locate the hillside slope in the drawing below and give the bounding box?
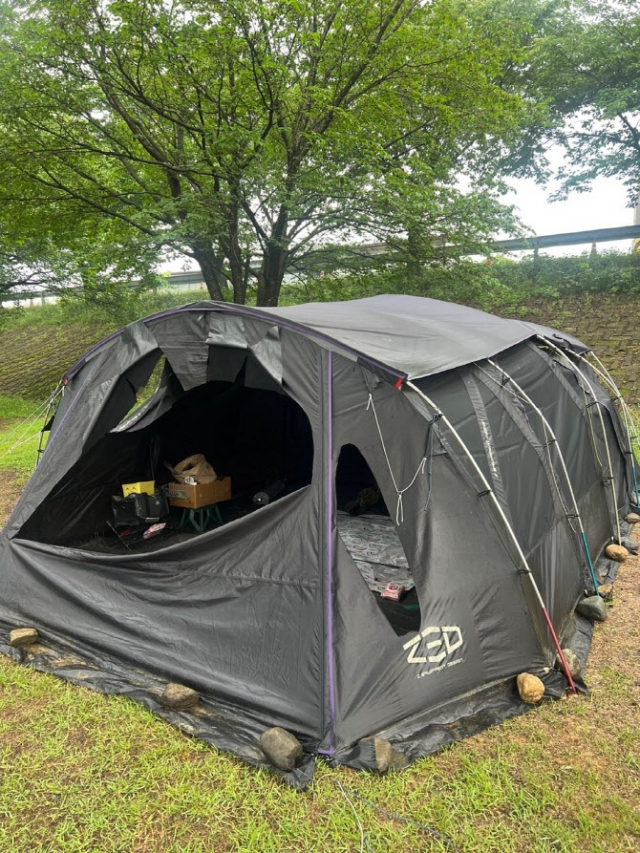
[0,292,638,405]
[0,323,115,402]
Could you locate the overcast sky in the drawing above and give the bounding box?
[501,151,634,256]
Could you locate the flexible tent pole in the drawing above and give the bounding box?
[483,359,600,596]
[576,352,640,506]
[537,336,622,545]
[404,380,577,693]
[588,351,639,452]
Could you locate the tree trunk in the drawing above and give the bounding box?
[406,226,424,279]
[220,209,247,304]
[256,208,290,306]
[192,244,225,301]
[256,243,289,306]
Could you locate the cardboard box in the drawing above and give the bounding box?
[165,478,231,509]
[122,480,155,497]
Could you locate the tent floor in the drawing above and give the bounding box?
[77,527,198,554]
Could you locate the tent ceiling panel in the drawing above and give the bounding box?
[256,296,588,379]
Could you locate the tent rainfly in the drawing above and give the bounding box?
[0,295,638,787]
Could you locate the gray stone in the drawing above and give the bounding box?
[556,648,581,679]
[517,673,545,704]
[9,627,39,647]
[160,682,200,711]
[372,736,394,772]
[586,582,614,599]
[576,595,608,622]
[359,736,407,772]
[260,727,303,771]
[624,513,640,524]
[621,537,638,554]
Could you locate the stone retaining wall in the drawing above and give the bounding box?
[500,294,640,407]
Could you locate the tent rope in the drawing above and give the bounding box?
[0,428,45,459]
[0,386,62,464]
[36,381,63,466]
[367,394,425,525]
[334,780,461,853]
[335,780,371,853]
[0,398,51,451]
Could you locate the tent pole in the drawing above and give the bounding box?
[482,359,600,596]
[588,351,639,451]
[536,337,622,545]
[576,352,639,507]
[404,381,577,693]
[320,350,337,755]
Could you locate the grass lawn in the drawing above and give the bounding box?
[0,401,639,852]
[0,394,48,485]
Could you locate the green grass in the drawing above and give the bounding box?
[0,658,638,853]
[0,394,46,482]
[629,405,640,467]
[0,288,211,332]
[0,393,38,420]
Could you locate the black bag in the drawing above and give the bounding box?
[112,490,169,528]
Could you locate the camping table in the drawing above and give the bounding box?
[178,502,224,533]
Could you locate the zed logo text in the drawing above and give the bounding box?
[403,625,465,678]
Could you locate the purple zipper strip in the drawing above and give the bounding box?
[324,350,336,754]
[63,301,407,385]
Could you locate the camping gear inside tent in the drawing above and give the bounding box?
[0,295,637,788]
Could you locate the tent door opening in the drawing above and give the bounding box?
[336,444,421,636]
[19,353,315,550]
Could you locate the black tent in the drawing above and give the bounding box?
[0,295,637,787]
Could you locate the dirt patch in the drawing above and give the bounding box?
[585,537,640,719]
[0,469,21,527]
[588,538,640,673]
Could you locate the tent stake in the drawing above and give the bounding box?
[405,381,577,693]
[482,359,600,596]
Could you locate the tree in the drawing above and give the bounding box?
[0,0,548,306]
[514,0,640,204]
[0,177,162,310]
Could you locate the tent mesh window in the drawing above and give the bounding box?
[113,355,168,429]
[336,444,421,636]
